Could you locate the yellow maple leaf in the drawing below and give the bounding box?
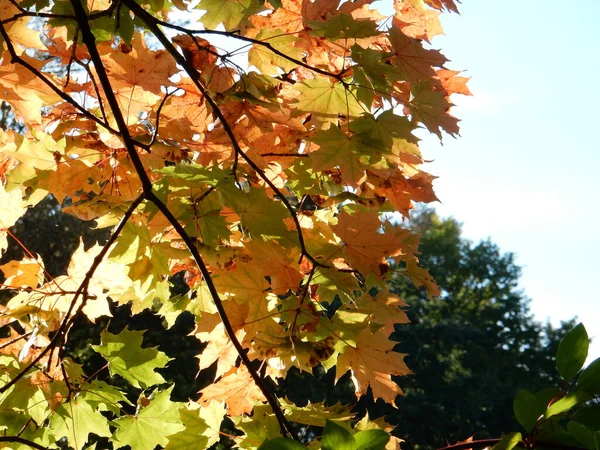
[0,256,44,289]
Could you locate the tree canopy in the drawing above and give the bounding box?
[386,208,575,448]
[0,0,472,449]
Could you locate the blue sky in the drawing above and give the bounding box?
[411,0,600,360]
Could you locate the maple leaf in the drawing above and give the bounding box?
[354,413,403,450]
[437,69,473,96]
[0,355,52,425]
[92,328,171,389]
[220,184,296,244]
[332,210,405,276]
[393,0,444,43]
[280,399,354,426]
[425,0,460,13]
[100,38,178,95]
[0,256,44,289]
[236,403,283,449]
[0,186,26,256]
[112,387,185,450]
[50,397,112,450]
[404,258,440,297]
[355,289,410,334]
[79,380,134,415]
[388,25,448,82]
[0,57,63,126]
[197,0,264,30]
[248,28,303,76]
[308,13,380,40]
[409,79,460,138]
[292,77,365,125]
[336,329,412,402]
[308,126,369,186]
[245,240,303,294]
[164,400,226,449]
[172,34,218,72]
[213,260,269,304]
[199,365,266,416]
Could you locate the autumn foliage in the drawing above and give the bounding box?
[0,0,470,448]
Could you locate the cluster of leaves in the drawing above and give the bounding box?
[0,0,469,448]
[491,323,600,450]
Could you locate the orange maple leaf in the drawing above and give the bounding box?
[332,210,405,276]
[337,329,412,403]
[199,365,266,416]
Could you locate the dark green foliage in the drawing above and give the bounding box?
[384,207,575,448]
[499,324,600,450]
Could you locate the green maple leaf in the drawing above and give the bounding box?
[350,45,400,90]
[280,399,354,427]
[311,266,359,303]
[196,0,264,31]
[309,14,380,39]
[249,28,303,76]
[50,396,111,450]
[308,126,383,185]
[292,77,365,124]
[219,183,296,244]
[112,387,185,450]
[236,404,282,450]
[92,328,171,389]
[79,380,133,415]
[0,355,49,425]
[108,221,149,265]
[164,400,226,449]
[409,80,460,138]
[188,194,231,248]
[156,163,229,186]
[350,111,422,163]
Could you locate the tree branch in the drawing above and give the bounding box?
[437,439,501,450]
[68,0,296,439]
[0,23,150,152]
[0,436,52,450]
[436,438,590,450]
[0,22,116,133]
[124,0,326,268]
[134,11,344,82]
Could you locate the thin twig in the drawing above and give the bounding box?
[0,1,119,25]
[437,438,590,450]
[261,153,309,157]
[437,439,500,450]
[0,331,33,351]
[0,23,115,133]
[148,87,182,148]
[0,22,149,152]
[0,436,53,450]
[137,12,344,82]
[74,59,109,125]
[63,27,78,88]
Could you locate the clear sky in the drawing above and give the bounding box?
[409,1,600,360]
